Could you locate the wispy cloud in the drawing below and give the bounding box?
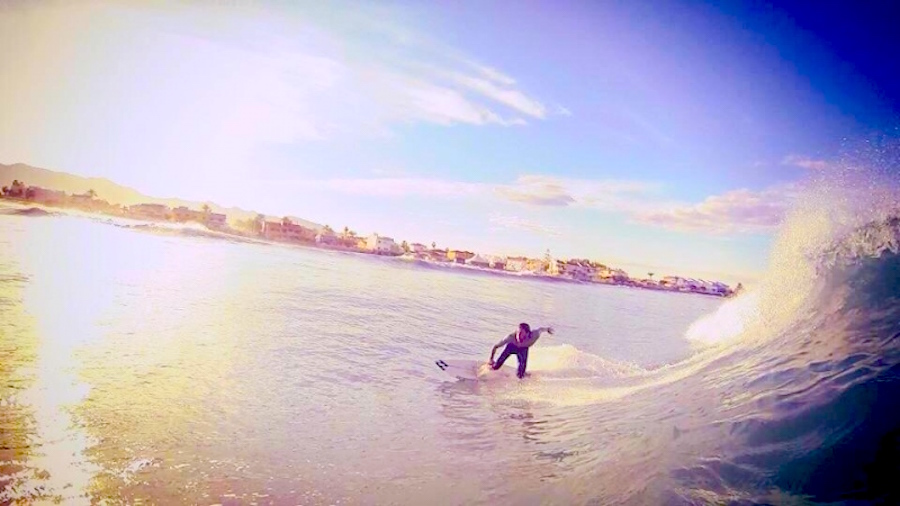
[282,173,797,237]
[441,71,547,119]
[299,173,673,210]
[465,61,517,86]
[489,214,563,237]
[495,176,576,206]
[632,185,798,234]
[278,8,556,131]
[1,1,560,169]
[495,175,666,211]
[782,155,829,171]
[296,177,486,197]
[287,174,662,208]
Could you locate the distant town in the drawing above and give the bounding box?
[1,178,743,298]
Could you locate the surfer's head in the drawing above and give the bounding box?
[517,322,531,342]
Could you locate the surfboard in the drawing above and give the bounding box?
[434,359,520,381]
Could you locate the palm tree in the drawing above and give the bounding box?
[202,204,212,214]
[343,226,349,237]
[431,241,436,250]
[1,186,8,196]
[648,272,654,280]
[87,189,97,199]
[401,240,410,253]
[323,224,334,235]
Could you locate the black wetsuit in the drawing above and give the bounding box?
[492,342,529,378]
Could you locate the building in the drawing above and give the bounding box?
[525,258,547,273]
[505,256,528,272]
[426,249,449,262]
[410,243,427,254]
[575,260,598,280]
[552,259,596,281]
[206,212,227,229]
[316,230,340,245]
[129,203,169,220]
[467,254,491,268]
[26,186,66,205]
[263,219,315,242]
[172,206,203,223]
[69,194,94,209]
[660,276,689,290]
[366,234,399,254]
[447,250,475,264]
[597,267,630,283]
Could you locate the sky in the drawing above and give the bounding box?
[1,0,898,284]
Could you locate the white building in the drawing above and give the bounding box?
[505,256,528,272]
[548,259,594,280]
[366,234,399,254]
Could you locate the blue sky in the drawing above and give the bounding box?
[1,0,897,284]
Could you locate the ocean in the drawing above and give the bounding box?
[1,195,899,505]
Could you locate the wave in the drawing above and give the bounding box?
[658,165,900,504]
[526,343,646,380]
[496,165,900,503]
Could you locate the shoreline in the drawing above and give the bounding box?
[0,197,740,299]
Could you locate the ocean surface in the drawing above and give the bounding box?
[2,193,900,505]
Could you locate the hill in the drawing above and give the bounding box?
[0,162,323,230]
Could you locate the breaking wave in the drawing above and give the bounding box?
[477,164,900,503]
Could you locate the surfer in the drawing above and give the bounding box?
[488,323,554,379]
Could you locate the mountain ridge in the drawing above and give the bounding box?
[0,162,323,230]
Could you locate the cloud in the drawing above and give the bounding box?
[489,214,563,237]
[284,172,797,237]
[287,174,661,210]
[296,177,486,198]
[632,185,798,234]
[782,155,829,171]
[0,0,557,169]
[495,175,665,210]
[495,176,576,206]
[441,72,547,119]
[465,61,517,86]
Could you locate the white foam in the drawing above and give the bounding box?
[525,344,645,380]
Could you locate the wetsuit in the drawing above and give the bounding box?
[491,327,549,378]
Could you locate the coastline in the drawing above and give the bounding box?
[0,195,741,299]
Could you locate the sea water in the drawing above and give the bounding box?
[2,188,900,504]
